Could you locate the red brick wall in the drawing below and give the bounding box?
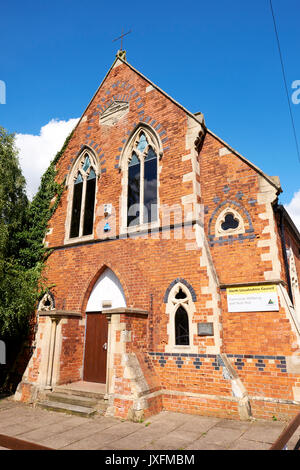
[17,58,300,421]
[200,132,275,284]
[46,61,192,247]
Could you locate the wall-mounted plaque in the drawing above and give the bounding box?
[197,322,214,336]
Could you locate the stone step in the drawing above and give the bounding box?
[46,392,98,408]
[37,400,97,418]
[53,386,106,401]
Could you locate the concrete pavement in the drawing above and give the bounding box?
[0,396,298,450]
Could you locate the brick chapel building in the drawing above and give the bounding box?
[15,51,300,421]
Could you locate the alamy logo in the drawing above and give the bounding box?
[0,340,6,364]
[292,80,300,105]
[0,80,6,104]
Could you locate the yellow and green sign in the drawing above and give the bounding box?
[226,285,279,312]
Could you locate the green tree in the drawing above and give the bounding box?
[0,127,28,261]
[0,126,41,338]
[0,127,73,391]
[19,130,72,269]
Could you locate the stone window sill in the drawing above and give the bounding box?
[64,233,94,245]
[120,220,160,236]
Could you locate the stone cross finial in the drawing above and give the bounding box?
[113,28,131,60]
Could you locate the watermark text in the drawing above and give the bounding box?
[292,80,300,105]
[0,80,6,104]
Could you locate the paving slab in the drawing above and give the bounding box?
[175,415,222,434]
[148,429,202,450]
[100,434,152,451]
[0,399,20,411]
[0,421,47,437]
[104,426,203,451]
[216,418,252,431]
[17,417,90,442]
[40,420,121,449]
[0,398,293,450]
[228,439,271,450]
[241,421,286,444]
[192,426,246,448]
[184,440,225,451]
[0,407,29,422]
[61,433,117,450]
[148,411,192,425]
[115,422,177,447]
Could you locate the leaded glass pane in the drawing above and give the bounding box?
[129,152,139,167]
[83,177,96,235]
[145,147,156,161]
[175,306,189,346]
[88,168,96,180]
[82,155,90,172]
[75,172,83,184]
[137,133,148,152]
[70,181,83,238]
[143,149,157,223]
[127,155,140,226]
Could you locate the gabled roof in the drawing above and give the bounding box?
[72,53,282,194]
[75,53,205,130]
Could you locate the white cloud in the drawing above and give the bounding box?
[15,117,79,199]
[285,189,300,231]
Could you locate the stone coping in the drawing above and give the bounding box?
[38,310,82,318]
[219,279,286,289]
[102,307,148,316]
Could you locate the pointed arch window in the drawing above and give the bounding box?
[126,130,159,227]
[175,306,190,346]
[164,281,197,353]
[69,151,97,239]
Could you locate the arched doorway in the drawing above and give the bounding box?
[83,268,126,383]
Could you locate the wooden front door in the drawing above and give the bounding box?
[83,312,108,383]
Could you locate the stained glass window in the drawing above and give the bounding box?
[69,152,97,239]
[143,148,157,223]
[127,153,140,226]
[83,170,96,236]
[137,133,148,152]
[70,174,83,238]
[82,155,90,172]
[88,168,96,180]
[75,173,83,184]
[126,130,158,227]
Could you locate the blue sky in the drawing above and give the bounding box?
[0,0,299,220]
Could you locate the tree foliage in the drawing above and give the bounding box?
[0,126,72,339]
[19,131,72,269]
[0,128,28,261]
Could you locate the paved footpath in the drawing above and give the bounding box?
[0,397,298,450]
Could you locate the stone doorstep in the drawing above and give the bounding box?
[46,392,99,408]
[36,385,109,418]
[37,400,97,418]
[53,382,106,400]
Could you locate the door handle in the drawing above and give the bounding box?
[103,342,107,350]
